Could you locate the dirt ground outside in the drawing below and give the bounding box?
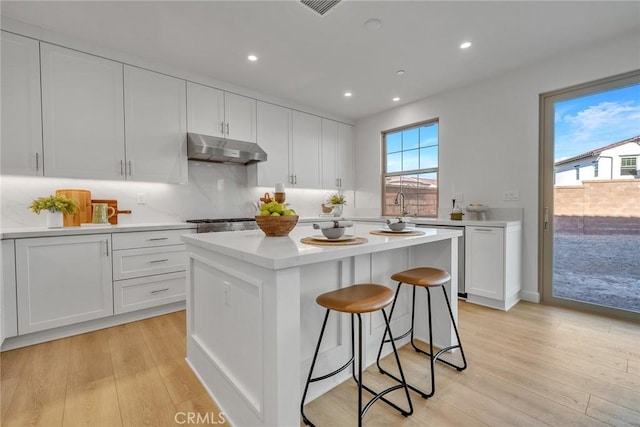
[553,233,640,312]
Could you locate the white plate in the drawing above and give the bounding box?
[379,226,417,233]
[311,234,356,241]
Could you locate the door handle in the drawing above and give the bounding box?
[35,152,39,172]
[226,122,230,135]
[105,239,110,256]
[220,121,225,135]
[147,237,169,241]
[127,161,132,176]
[544,207,550,232]
[150,288,170,294]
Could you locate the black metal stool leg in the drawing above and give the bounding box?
[440,286,467,371]
[375,282,403,371]
[301,309,331,427]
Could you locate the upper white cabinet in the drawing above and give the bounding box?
[41,43,125,180]
[124,66,188,184]
[1,32,43,176]
[321,118,338,189]
[291,110,321,188]
[251,101,291,186]
[187,82,256,143]
[337,123,354,190]
[16,234,114,334]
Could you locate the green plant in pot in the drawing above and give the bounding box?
[327,192,346,217]
[29,195,78,228]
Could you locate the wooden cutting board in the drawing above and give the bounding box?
[56,189,92,226]
[91,199,132,225]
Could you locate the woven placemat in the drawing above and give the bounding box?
[369,230,425,237]
[300,236,368,246]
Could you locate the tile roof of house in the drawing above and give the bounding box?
[554,135,640,166]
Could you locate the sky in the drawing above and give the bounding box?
[554,83,640,161]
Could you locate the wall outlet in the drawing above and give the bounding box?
[454,193,464,203]
[503,190,520,201]
[136,193,146,204]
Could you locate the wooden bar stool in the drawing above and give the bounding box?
[301,284,413,427]
[376,267,467,399]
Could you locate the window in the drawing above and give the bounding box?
[575,165,580,180]
[620,157,637,175]
[382,120,438,217]
[593,161,599,178]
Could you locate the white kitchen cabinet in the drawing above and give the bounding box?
[187,82,257,143]
[16,235,113,334]
[321,118,338,188]
[337,122,354,190]
[124,66,188,184]
[465,224,521,310]
[40,43,125,180]
[250,101,291,186]
[111,229,192,314]
[2,240,17,340]
[1,32,43,176]
[291,110,322,188]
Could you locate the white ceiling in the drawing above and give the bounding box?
[2,1,639,121]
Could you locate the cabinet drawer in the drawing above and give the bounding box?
[114,271,185,314]
[112,229,193,250]
[112,245,186,280]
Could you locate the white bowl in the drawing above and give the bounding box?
[322,227,345,239]
[388,222,407,231]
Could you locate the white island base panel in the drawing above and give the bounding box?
[183,225,461,427]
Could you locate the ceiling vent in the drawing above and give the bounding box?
[300,0,342,16]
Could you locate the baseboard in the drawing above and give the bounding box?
[520,290,540,303]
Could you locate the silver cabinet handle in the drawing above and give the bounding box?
[336,178,339,187]
[221,121,225,135]
[35,152,40,172]
[105,239,110,256]
[150,288,169,294]
[226,122,230,135]
[149,259,169,264]
[294,174,297,185]
[473,228,494,232]
[147,237,169,241]
[127,161,132,176]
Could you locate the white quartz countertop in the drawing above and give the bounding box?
[182,223,462,270]
[1,222,196,239]
[351,216,520,227]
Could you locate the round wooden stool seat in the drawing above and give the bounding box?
[316,284,394,314]
[390,267,451,287]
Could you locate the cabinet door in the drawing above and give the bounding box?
[16,235,113,334]
[291,111,321,188]
[255,101,291,186]
[41,44,125,180]
[224,92,257,143]
[337,123,354,190]
[2,239,17,339]
[187,82,224,137]
[321,118,338,189]
[1,32,43,176]
[465,227,504,300]
[124,66,188,184]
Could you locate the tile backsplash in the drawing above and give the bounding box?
[1,162,354,229]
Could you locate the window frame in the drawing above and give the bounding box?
[381,118,439,217]
[620,156,637,175]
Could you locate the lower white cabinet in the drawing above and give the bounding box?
[16,234,113,334]
[465,224,521,310]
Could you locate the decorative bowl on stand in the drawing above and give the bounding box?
[255,215,299,236]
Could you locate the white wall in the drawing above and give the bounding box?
[354,31,640,303]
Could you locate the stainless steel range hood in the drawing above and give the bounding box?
[187,133,267,165]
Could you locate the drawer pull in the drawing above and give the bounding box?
[147,237,169,241]
[149,259,169,264]
[150,288,170,294]
[473,228,494,232]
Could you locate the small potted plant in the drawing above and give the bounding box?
[327,192,346,217]
[29,195,78,228]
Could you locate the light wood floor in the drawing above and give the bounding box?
[2,302,639,426]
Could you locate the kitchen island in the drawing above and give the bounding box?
[182,223,462,427]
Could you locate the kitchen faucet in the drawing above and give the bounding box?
[394,191,409,216]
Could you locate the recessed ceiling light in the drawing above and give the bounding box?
[396,70,406,75]
[344,92,352,97]
[393,97,400,102]
[247,54,258,61]
[460,41,472,49]
[364,18,382,30]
